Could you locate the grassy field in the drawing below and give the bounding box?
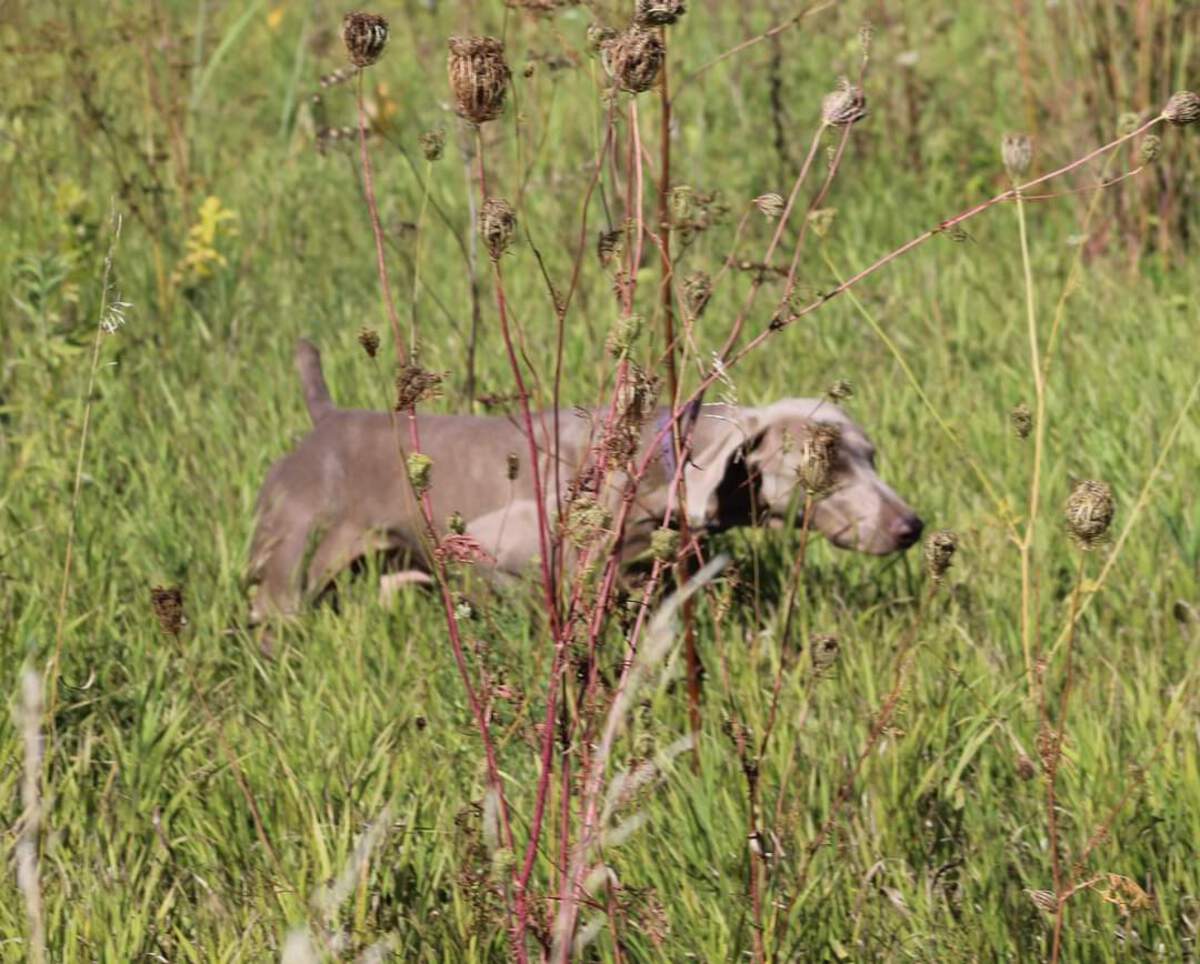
[2,0,1199,960]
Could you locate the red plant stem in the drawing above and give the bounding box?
[356,75,405,364]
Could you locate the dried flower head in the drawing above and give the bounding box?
[821,78,867,127]
[1162,90,1200,126]
[810,633,840,673]
[358,326,380,358]
[650,527,680,563]
[406,452,433,494]
[564,495,612,548]
[342,12,389,68]
[603,27,664,94]
[448,36,511,124]
[1117,112,1141,136]
[683,270,712,317]
[753,192,785,219]
[1002,133,1032,179]
[150,585,186,636]
[436,532,492,566]
[807,206,837,239]
[506,452,520,481]
[587,22,618,52]
[797,424,841,496]
[924,530,958,583]
[1010,402,1032,439]
[479,197,517,261]
[606,312,643,359]
[395,363,444,410]
[1026,889,1059,916]
[1139,134,1161,165]
[597,227,624,268]
[419,129,446,162]
[1065,479,1114,549]
[636,0,685,26]
[1015,753,1037,781]
[827,379,854,401]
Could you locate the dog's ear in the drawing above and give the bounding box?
[683,410,765,530]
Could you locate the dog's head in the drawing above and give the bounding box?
[685,401,922,555]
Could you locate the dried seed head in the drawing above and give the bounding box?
[603,27,664,94]
[406,452,433,494]
[1065,479,1114,549]
[506,452,520,481]
[394,363,443,410]
[753,192,785,219]
[1010,402,1032,439]
[797,424,841,496]
[858,21,874,56]
[479,197,517,261]
[1026,889,1059,915]
[924,530,958,583]
[597,228,624,268]
[635,0,685,26]
[419,128,445,162]
[1015,753,1037,781]
[436,532,491,565]
[358,326,380,358]
[564,495,612,548]
[606,312,643,359]
[810,633,840,672]
[1162,90,1200,126]
[150,585,186,637]
[342,12,389,68]
[448,511,466,535]
[650,527,680,563]
[1117,112,1141,136]
[448,36,511,124]
[1002,133,1032,178]
[827,379,854,401]
[1139,134,1161,165]
[587,22,618,52]
[683,270,712,317]
[669,185,695,223]
[821,78,867,127]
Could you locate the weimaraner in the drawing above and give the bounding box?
[246,339,923,624]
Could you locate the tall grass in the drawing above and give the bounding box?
[2,2,1199,960]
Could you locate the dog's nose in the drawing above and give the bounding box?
[891,513,924,549]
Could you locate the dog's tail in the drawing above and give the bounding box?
[295,338,334,425]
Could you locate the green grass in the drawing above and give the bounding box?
[2,1,1199,960]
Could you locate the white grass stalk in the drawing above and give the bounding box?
[16,666,47,964]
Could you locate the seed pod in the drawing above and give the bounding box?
[358,326,380,358]
[827,379,853,401]
[1139,134,1161,165]
[1010,402,1032,439]
[448,36,511,124]
[479,197,517,261]
[797,424,840,496]
[406,453,433,494]
[1065,479,1114,549]
[635,0,685,26]
[603,27,664,94]
[150,585,186,637]
[419,129,445,162]
[924,530,958,583]
[342,12,389,68]
[753,192,785,219]
[1002,133,1032,178]
[810,633,840,672]
[1162,90,1200,126]
[821,78,867,127]
[650,527,679,562]
[683,270,712,318]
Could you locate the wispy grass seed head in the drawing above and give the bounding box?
[342,12,389,68]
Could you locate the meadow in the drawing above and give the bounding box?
[2,0,1199,960]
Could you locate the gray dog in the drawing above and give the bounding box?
[247,339,922,624]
